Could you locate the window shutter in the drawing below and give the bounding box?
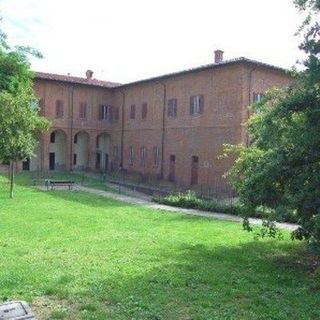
[109,106,114,121]
[190,96,194,115]
[98,105,103,120]
[114,107,119,121]
[173,99,177,117]
[199,95,204,114]
[253,93,257,103]
[56,100,64,118]
[142,103,147,119]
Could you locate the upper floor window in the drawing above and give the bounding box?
[130,104,136,119]
[142,103,148,119]
[99,105,111,121]
[167,98,177,117]
[50,132,55,143]
[113,107,119,121]
[140,146,147,166]
[79,102,87,119]
[152,146,159,166]
[190,95,204,115]
[253,93,265,103]
[128,146,134,165]
[55,100,64,118]
[39,98,45,116]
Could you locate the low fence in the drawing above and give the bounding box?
[29,169,236,206]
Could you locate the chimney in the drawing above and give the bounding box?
[214,50,224,64]
[85,69,93,80]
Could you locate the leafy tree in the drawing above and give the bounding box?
[223,0,320,245]
[0,27,50,198]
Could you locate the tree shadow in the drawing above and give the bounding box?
[82,240,319,319]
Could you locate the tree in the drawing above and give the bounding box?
[223,0,320,245]
[0,27,50,198]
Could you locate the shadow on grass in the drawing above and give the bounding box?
[79,241,318,319]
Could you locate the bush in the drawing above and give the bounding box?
[154,190,298,223]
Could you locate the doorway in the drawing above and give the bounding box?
[22,158,30,171]
[169,155,176,182]
[191,156,199,185]
[49,153,55,171]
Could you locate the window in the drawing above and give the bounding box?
[50,132,55,143]
[113,107,119,121]
[113,146,119,158]
[253,93,265,103]
[74,134,78,144]
[142,103,147,119]
[140,146,147,166]
[130,104,136,119]
[128,146,134,165]
[167,98,177,117]
[73,154,77,165]
[39,98,45,116]
[190,95,204,115]
[152,146,159,166]
[79,102,87,119]
[99,105,112,120]
[55,100,64,118]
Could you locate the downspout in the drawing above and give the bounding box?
[70,85,75,170]
[120,89,125,166]
[159,81,167,179]
[246,66,258,147]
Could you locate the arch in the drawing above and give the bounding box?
[96,132,111,171]
[73,131,89,170]
[48,129,67,171]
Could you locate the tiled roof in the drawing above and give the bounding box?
[118,57,288,88]
[34,58,288,89]
[34,72,121,88]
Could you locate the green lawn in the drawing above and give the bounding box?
[0,174,319,319]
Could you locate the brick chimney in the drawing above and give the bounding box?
[85,70,93,80]
[214,50,224,64]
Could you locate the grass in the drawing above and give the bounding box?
[0,173,319,319]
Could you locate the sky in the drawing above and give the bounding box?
[1,0,306,84]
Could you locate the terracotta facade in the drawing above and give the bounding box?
[29,55,291,191]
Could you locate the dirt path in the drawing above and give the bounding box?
[77,186,298,231]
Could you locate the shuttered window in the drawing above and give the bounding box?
[190,95,204,115]
[167,99,177,117]
[99,105,115,121]
[140,146,147,166]
[79,103,87,119]
[113,107,119,121]
[152,146,159,165]
[253,93,265,103]
[130,104,136,119]
[55,100,64,118]
[142,103,147,119]
[128,146,134,165]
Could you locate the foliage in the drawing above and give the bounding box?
[0,173,319,319]
[156,190,299,223]
[0,26,49,197]
[223,0,320,244]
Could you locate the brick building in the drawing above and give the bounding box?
[27,51,291,191]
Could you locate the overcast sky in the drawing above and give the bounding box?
[1,0,306,83]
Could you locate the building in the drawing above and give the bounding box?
[26,51,291,192]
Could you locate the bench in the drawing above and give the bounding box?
[45,179,75,190]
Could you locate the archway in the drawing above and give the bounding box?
[73,131,89,170]
[96,133,110,171]
[48,129,67,171]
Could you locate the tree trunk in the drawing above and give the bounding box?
[9,161,14,198]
